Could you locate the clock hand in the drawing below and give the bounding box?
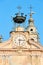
[19,39,20,46]
[18,39,25,46]
[19,39,25,41]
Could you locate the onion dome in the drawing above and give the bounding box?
[29,11,34,23]
[29,17,34,22]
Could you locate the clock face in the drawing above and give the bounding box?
[14,34,26,46]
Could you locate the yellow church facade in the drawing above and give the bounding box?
[0,7,43,65]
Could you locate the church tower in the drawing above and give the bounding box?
[26,6,39,42]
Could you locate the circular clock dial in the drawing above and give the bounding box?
[14,34,26,46]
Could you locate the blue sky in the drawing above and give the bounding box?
[0,0,43,45]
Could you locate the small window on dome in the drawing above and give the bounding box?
[30,29,33,31]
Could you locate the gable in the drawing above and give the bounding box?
[0,38,42,50]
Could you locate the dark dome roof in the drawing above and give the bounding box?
[13,16,26,23]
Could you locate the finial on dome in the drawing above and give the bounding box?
[17,6,22,16]
[30,5,32,18]
[29,5,35,22]
[30,5,35,18]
